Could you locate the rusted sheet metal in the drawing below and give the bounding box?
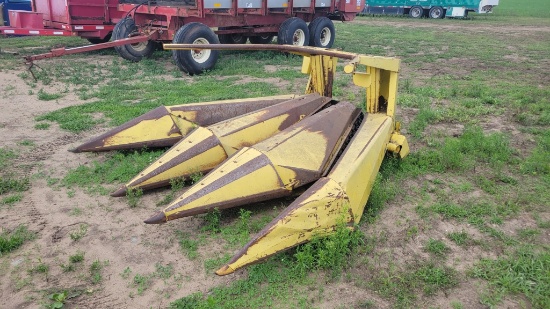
[111,94,330,196]
[216,113,396,275]
[71,95,295,153]
[144,102,360,224]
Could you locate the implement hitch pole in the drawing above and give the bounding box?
[25,35,152,63]
[164,44,401,117]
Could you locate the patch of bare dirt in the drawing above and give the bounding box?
[0,66,244,309]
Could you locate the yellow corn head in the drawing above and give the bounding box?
[73,44,409,275]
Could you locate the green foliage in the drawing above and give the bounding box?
[0,148,16,169]
[371,262,458,308]
[34,122,51,130]
[154,263,174,279]
[169,258,307,309]
[69,224,88,241]
[471,246,550,308]
[202,208,222,233]
[69,251,85,263]
[28,262,49,274]
[414,264,459,296]
[0,225,35,255]
[120,266,132,279]
[132,274,150,295]
[157,177,186,206]
[47,292,67,309]
[37,89,63,101]
[293,219,363,278]
[1,193,23,205]
[63,149,164,195]
[0,177,29,195]
[521,129,550,177]
[404,127,514,174]
[425,239,450,257]
[126,188,143,208]
[189,172,203,184]
[447,231,470,246]
[90,259,106,284]
[178,232,199,260]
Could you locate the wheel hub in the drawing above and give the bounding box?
[320,27,331,46]
[192,38,211,63]
[292,29,306,46]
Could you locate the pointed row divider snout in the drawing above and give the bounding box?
[111,94,332,196]
[70,95,296,153]
[216,113,396,275]
[144,101,361,224]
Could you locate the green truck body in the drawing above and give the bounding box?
[361,0,499,18]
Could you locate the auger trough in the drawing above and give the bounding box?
[73,45,409,275]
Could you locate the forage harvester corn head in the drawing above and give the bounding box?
[72,45,409,275]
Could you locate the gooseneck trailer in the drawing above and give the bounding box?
[361,0,499,19]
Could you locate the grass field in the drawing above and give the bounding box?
[0,0,549,308]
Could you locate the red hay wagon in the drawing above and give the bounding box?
[4,0,365,74]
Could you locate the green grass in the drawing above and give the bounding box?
[1,193,23,205]
[425,239,450,257]
[69,251,85,263]
[62,149,165,195]
[178,232,200,260]
[471,246,550,308]
[0,225,35,256]
[37,89,64,101]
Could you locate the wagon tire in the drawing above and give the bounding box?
[409,6,424,18]
[218,27,248,44]
[249,35,274,44]
[277,17,309,46]
[87,33,112,44]
[308,17,335,48]
[172,22,220,75]
[113,18,155,62]
[429,6,444,19]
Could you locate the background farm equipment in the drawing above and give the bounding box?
[73,45,409,274]
[8,0,365,74]
[0,0,31,27]
[0,0,122,40]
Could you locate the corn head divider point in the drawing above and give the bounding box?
[73,44,409,275]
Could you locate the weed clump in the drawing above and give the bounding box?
[0,225,35,255]
[293,219,363,278]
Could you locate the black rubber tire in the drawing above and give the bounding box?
[172,23,220,75]
[249,35,274,44]
[218,28,248,44]
[308,17,335,48]
[429,6,445,19]
[277,17,309,46]
[87,33,112,44]
[112,18,155,62]
[409,6,424,18]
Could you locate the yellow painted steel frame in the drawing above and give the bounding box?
[298,49,408,158]
[162,44,410,274]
